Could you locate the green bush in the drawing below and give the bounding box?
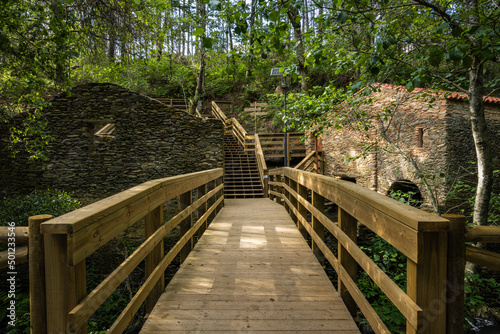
[0,189,80,226]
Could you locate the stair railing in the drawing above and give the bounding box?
[268,167,467,334]
[39,169,224,333]
[295,150,325,174]
[254,134,268,197]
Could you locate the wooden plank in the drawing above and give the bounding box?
[47,169,222,265]
[140,199,359,333]
[466,225,500,243]
[29,214,53,334]
[338,208,358,318]
[108,196,224,334]
[180,191,193,264]
[0,246,28,269]
[466,245,500,271]
[0,226,29,243]
[283,200,391,334]
[250,112,268,116]
[282,187,421,329]
[68,185,224,330]
[41,168,222,234]
[407,231,448,334]
[443,214,465,334]
[145,206,164,314]
[244,107,262,112]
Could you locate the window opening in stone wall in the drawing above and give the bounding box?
[95,123,115,138]
[387,180,423,208]
[416,127,424,148]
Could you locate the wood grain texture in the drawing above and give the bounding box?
[140,199,360,333]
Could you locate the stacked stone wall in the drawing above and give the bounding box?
[307,86,500,211]
[0,83,224,203]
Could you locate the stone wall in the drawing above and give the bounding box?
[0,83,224,203]
[307,85,500,211]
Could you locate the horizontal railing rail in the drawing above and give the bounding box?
[40,168,224,333]
[154,98,189,109]
[0,226,29,268]
[254,134,268,197]
[268,167,458,334]
[294,150,324,174]
[465,225,500,271]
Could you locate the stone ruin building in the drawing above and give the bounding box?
[0,83,224,203]
[306,83,500,212]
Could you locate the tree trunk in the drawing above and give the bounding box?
[463,0,493,226]
[245,0,257,77]
[285,4,309,94]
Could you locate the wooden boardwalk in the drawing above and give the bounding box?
[140,199,360,333]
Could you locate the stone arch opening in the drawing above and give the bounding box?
[387,180,423,208]
[340,176,356,183]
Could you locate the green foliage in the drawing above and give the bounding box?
[388,189,420,207]
[0,190,81,226]
[447,168,500,226]
[71,57,197,97]
[1,288,30,334]
[358,235,407,333]
[464,273,500,316]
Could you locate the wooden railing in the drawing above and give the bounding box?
[154,98,188,110]
[268,167,463,334]
[465,225,500,271]
[254,134,268,197]
[39,169,224,333]
[0,225,29,268]
[258,133,306,166]
[295,150,324,174]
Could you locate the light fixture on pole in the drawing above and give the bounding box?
[270,67,288,167]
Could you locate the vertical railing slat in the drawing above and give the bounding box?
[338,208,358,319]
[145,205,164,314]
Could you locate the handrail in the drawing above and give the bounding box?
[295,150,324,174]
[40,168,224,333]
[254,134,268,197]
[268,167,454,333]
[211,101,228,122]
[465,225,500,270]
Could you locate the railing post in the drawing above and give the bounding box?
[276,174,282,205]
[311,192,325,264]
[197,183,208,236]
[44,233,86,333]
[207,180,216,224]
[288,177,298,226]
[338,208,358,319]
[407,231,448,334]
[145,205,164,314]
[442,214,466,334]
[216,176,224,214]
[263,173,268,198]
[269,175,275,201]
[180,191,193,264]
[297,184,308,239]
[29,214,52,334]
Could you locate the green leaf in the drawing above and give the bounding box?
[202,37,213,48]
[462,55,473,69]
[337,12,348,24]
[269,10,280,22]
[280,7,288,14]
[353,36,361,48]
[193,28,205,36]
[435,22,448,34]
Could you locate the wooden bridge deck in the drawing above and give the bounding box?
[140,199,360,333]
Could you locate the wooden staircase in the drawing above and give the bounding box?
[224,134,264,199]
